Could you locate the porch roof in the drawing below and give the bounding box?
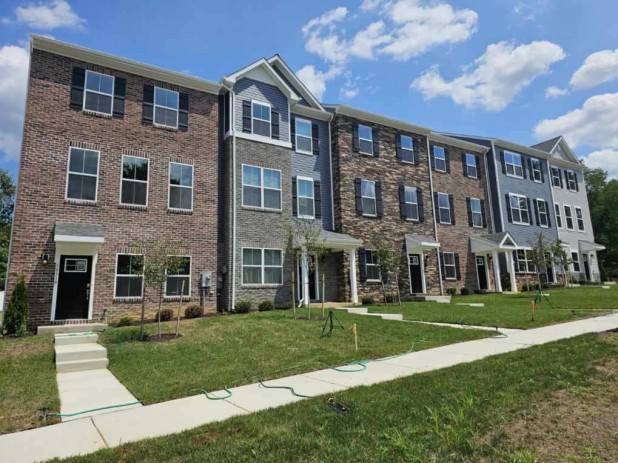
[320,230,362,250]
[55,222,105,243]
[470,232,519,253]
[579,240,605,252]
[405,233,440,252]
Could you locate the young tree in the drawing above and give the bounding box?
[0,169,16,291]
[3,275,29,336]
[549,239,572,288]
[527,232,551,290]
[374,238,395,304]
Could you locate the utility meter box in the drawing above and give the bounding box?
[200,272,212,289]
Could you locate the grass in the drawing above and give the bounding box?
[57,331,618,462]
[102,308,490,405]
[370,286,618,329]
[0,334,59,435]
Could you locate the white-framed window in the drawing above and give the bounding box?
[515,250,534,273]
[295,118,312,154]
[64,258,88,273]
[571,252,581,272]
[242,248,283,285]
[551,167,561,187]
[403,186,419,221]
[564,205,574,230]
[242,165,282,210]
[165,256,191,297]
[433,146,447,172]
[537,199,549,227]
[566,170,577,191]
[465,153,477,178]
[554,203,563,228]
[437,192,451,224]
[365,249,381,281]
[505,151,524,178]
[168,162,193,211]
[114,254,144,299]
[66,147,100,202]
[575,207,585,231]
[154,87,179,128]
[361,179,377,216]
[358,124,373,155]
[470,197,483,228]
[400,135,414,163]
[120,156,149,206]
[442,252,457,280]
[84,70,114,115]
[509,194,529,225]
[297,176,315,219]
[252,101,271,137]
[531,159,542,182]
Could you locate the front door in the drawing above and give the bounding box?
[55,256,92,320]
[544,252,554,283]
[476,256,488,290]
[297,255,318,302]
[409,254,423,294]
[583,254,591,281]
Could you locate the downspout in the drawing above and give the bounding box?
[231,89,237,312]
[327,117,335,231]
[426,136,443,296]
[490,141,505,233]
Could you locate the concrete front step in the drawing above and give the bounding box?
[363,313,404,321]
[603,281,616,285]
[345,307,368,314]
[38,323,107,335]
[55,343,107,363]
[409,295,452,303]
[54,332,99,346]
[56,358,109,373]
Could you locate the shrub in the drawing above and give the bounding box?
[117,316,133,327]
[361,297,374,306]
[3,275,29,336]
[276,304,292,310]
[385,294,396,303]
[460,287,470,296]
[473,289,484,295]
[234,300,251,313]
[258,301,274,312]
[446,288,457,297]
[158,308,174,322]
[184,305,203,319]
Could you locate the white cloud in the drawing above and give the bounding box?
[570,49,618,89]
[340,86,360,99]
[301,7,349,64]
[296,65,343,100]
[582,149,618,179]
[0,44,29,162]
[545,86,568,98]
[513,0,549,22]
[534,93,618,149]
[10,0,85,30]
[360,0,384,12]
[412,41,566,111]
[349,21,391,60]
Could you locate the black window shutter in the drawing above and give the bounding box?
[314,180,321,218]
[533,199,540,226]
[526,198,533,224]
[271,109,280,140]
[142,84,154,124]
[466,197,472,227]
[505,194,512,223]
[439,252,446,281]
[545,200,551,227]
[290,115,296,150]
[292,177,298,217]
[475,155,481,180]
[540,162,545,183]
[500,150,506,174]
[559,169,564,188]
[449,194,455,225]
[178,92,189,131]
[429,145,435,169]
[70,67,86,110]
[480,200,487,228]
[375,181,384,217]
[352,124,360,152]
[242,100,251,133]
[312,122,319,155]
[522,157,527,179]
[413,140,421,165]
[354,178,363,214]
[433,192,439,223]
[417,188,425,222]
[395,134,402,160]
[399,185,406,219]
[112,77,126,118]
[372,127,380,156]
[574,172,579,191]
[454,253,461,281]
[527,158,533,179]
[461,153,467,177]
[359,248,367,283]
[445,149,451,173]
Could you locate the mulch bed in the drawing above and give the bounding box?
[142,333,183,343]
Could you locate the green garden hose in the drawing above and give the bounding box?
[42,401,142,419]
[193,387,233,400]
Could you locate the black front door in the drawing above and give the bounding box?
[298,255,318,302]
[583,255,591,281]
[476,256,488,290]
[409,254,423,293]
[56,256,92,320]
[544,252,554,283]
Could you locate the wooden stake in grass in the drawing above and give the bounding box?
[175,280,185,338]
[349,323,358,352]
[395,274,401,306]
[322,273,325,320]
[291,270,296,319]
[531,299,536,322]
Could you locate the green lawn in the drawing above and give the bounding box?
[370,286,618,329]
[58,331,618,463]
[0,334,59,435]
[102,308,489,405]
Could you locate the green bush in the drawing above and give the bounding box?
[361,297,374,306]
[184,305,203,319]
[446,288,457,297]
[460,287,470,296]
[117,316,133,327]
[234,300,251,313]
[3,275,29,336]
[159,308,174,322]
[385,294,396,303]
[258,301,274,312]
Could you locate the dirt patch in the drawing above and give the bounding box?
[0,336,49,357]
[142,333,183,342]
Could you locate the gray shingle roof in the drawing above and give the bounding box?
[531,136,561,153]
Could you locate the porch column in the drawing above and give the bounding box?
[492,251,502,293]
[301,247,310,307]
[506,251,518,293]
[349,248,358,304]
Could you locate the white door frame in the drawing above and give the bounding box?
[408,252,426,294]
[475,255,490,291]
[296,251,320,302]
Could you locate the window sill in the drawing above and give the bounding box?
[168,208,193,215]
[512,222,531,227]
[298,215,316,220]
[154,123,179,132]
[82,109,113,119]
[505,173,524,180]
[113,297,142,303]
[532,180,543,184]
[163,296,192,301]
[399,159,417,166]
[365,279,382,284]
[359,151,374,157]
[65,198,97,206]
[241,284,283,288]
[438,222,453,226]
[472,225,484,229]
[433,169,447,174]
[119,203,148,211]
[242,206,282,214]
[405,218,420,223]
[295,149,314,156]
[444,277,457,281]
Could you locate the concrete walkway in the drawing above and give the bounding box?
[404,320,524,335]
[1,313,617,463]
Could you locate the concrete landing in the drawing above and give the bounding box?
[38,323,107,335]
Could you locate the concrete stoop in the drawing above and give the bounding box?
[39,323,107,335]
[603,281,616,285]
[336,307,404,321]
[54,333,109,373]
[409,295,452,303]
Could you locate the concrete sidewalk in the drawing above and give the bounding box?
[1,313,617,463]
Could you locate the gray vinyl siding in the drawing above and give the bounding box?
[291,116,333,230]
[272,66,312,107]
[233,77,290,141]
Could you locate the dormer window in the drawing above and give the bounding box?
[252,102,271,137]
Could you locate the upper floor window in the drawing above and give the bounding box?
[575,207,585,231]
[566,170,578,191]
[554,203,563,228]
[536,199,549,227]
[252,102,271,137]
[297,177,315,219]
[401,186,419,221]
[114,254,144,299]
[505,151,523,178]
[84,70,114,115]
[66,147,99,202]
[465,153,477,178]
[165,256,191,297]
[168,162,193,211]
[442,252,457,280]
[121,156,149,206]
[509,194,529,225]
[242,248,283,285]
[531,159,542,182]
[295,118,312,154]
[358,124,374,155]
[571,252,581,272]
[242,165,281,210]
[564,205,574,230]
[551,166,562,187]
[154,87,179,129]
[470,198,483,228]
[361,179,377,216]
[400,135,415,163]
[364,249,381,282]
[433,146,447,172]
[437,192,451,224]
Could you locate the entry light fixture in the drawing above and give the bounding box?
[40,253,50,265]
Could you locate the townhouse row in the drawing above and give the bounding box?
[4,36,604,327]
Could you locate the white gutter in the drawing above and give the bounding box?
[426,137,444,296]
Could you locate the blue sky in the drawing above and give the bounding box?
[1,0,618,180]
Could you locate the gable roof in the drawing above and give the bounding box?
[532,136,579,163]
[531,136,561,153]
[267,55,324,111]
[222,58,300,103]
